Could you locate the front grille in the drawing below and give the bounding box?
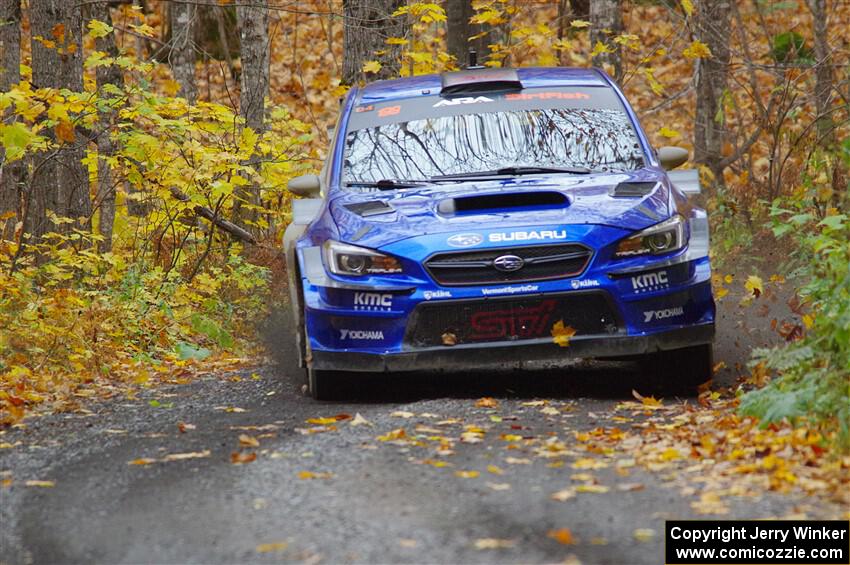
[406,293,620,347]
[425,244,592,286]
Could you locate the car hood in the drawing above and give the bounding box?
[328,169,672,249]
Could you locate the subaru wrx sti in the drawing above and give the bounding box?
[284,67,715,399]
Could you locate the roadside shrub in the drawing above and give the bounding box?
[739,143,850,449]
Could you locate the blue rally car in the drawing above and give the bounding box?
[284,67,715,399]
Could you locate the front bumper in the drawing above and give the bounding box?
[311,323,715,372]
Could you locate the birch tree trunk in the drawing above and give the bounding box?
[590,0,623,82]
[90,1,124,252]
[342,0,408,86]
[446,0,487,67]
[233,0,269,227]
[29,0,89,241]
[693,0,731,186]
[806,0,834,145]
[0,0,22,240]
[169,1,197,103]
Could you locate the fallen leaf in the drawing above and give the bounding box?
[377,428,407,441]
[474,538,516,549]
[455,470,479,478]
[617,482,644,492]
[476,397,499,408]
[551,488,577,501]
[634,528,655,542]
[576,484,610,493]
[256,542,288,553]
[548,528,576,545]
[350,413,373,426]
[391,411,415,418]
[572,458,608,470]
[505,457,531,465]
[230,452,257,464]
[239,434,260,447]
[162,450,210,462]
[25,480,55,488]
[487,465,504,475]
[551,320,577,347]
[745,275,764,298]
[541,406,560,416]
[298,470,333,480]
[441,332,457,346]
[399,539,418,548]
[128,458,157,466]
[306,417,337,425]
[632,389,663,408]
[177,422,195,433]
[486,482,511,491]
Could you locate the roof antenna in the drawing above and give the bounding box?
[467,49,484,70]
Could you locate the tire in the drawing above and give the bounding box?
[306,367,349,401]
[639,343,713,396]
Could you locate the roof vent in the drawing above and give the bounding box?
[440,68,522,96]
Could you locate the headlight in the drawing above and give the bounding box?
[322,240,402,276]
[614,215,687,258]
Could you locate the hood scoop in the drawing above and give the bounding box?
[437,191,569,216]
[610,181,658,198]
[344,200,394,217]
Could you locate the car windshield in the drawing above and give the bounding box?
[342,88,645,185]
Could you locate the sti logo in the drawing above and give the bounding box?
[340,329,384,340]
[353,292,392,311]
[631,270,669,293]
[433,96,494,107]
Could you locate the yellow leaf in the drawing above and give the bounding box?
[551,488,576,501]
[681,0,694,17]
[501,434,522,442]
[659,126,680,139]
[385,37,409,45]
[256,542,288,553]
[745,275,764,298]
[591,41,613,57]
[802,314,814,329]
[455,470,479,478]
[632,389,663,408]
[298,470,332,480]
[128,458,157,466]
[362,60,382,74]
[548,528,576,545]
[377,428,407,441]
[660,448,681,461]
[634,528,655,542]
[87,19,114,39]
[487,465,504,475]
[306,417,337,425]
[25,480,55,488]
[551,320,576,347]
[476,397,499,408]
[572,458,608,470]
[570,19,591,28]
[683,40,712,59]
[577,484,610,493]
[724,274,734,284]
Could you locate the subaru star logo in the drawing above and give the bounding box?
[493,254,525,272]
[446,233,483,248]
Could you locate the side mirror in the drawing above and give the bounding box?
[658,146,689,170]
[287,174,321,197]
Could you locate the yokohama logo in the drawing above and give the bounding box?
[643,307,684,322]
[340,329,384,340]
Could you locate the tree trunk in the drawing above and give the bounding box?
[806,0,834,145]
[342,0,407,86]
[169,1,197,103]
[693,0,731,186]
[29,0,89,242]
[233,0,269,227]
[446,0,488,68]
[0,0,22,241]
[90,1,124,252]
[569,0,590,20]
[590,0,623,82]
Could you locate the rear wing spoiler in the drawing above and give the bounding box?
[667,169,701,196]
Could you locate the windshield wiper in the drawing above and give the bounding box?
[345,179,434,190]
[431,166,594,180]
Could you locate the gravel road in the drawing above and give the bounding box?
[1,281,841,564]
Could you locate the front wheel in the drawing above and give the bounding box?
[306,367,350,401]
[639,343,713,396]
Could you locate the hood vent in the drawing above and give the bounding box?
[344,200,394,217]
[610,181,658,198]
[437,191,569,216]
